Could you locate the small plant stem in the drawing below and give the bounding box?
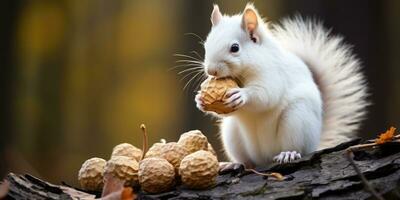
[140,124,148,161]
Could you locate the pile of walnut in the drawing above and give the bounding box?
[78,130,219,194]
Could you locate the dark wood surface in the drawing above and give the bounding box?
[4,138,400,200]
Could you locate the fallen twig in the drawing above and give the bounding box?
[244,168,284,181]
[345,149,385,200]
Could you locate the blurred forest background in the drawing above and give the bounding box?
[1,0,399,186]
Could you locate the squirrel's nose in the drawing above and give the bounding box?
[207,68,218,76]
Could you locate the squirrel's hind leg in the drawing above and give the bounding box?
[220,117,254,167]
[273,99,322,164]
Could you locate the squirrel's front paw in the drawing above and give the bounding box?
[224,88,248,110]
[195,92,206,112]
[273,151,301,164]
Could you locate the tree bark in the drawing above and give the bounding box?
[4,138,400,199]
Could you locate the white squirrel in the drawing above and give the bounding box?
[194,3,368,167]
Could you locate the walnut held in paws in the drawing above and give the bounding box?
[179,150,219,189]
[78,157,106,191]
[139,157,175,194]
[200,77,239,114]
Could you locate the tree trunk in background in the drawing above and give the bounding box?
[385,0,400,126]
[0,0,20,178]
[181,0,223,157]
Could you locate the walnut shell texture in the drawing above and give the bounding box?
[178,130,208,154]
[200,77,239,114]
[78,157,106,191]
[139,157,175,193]
[159,142,188,175]
[104,156,139,186]
[179,150,219,189]
[111,143,142,162]
[144,141,166,159]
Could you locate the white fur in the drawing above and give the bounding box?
[197,4,368,166]
[271,17,369,149]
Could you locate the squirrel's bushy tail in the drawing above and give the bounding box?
[272,17,369,149]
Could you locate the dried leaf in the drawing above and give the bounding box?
[101,173,125,197]
[376,127,396,144]
[121,187,136,200]
[0,180,10,199]
[270,172,284,181]
[100,187,135,200]
[101,173,136,200]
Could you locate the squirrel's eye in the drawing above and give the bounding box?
[230,43,239,53]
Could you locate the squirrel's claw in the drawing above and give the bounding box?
[224,88,247,110]
[273,151,301,164]
[195,92,206,112]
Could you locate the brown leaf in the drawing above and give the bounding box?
[101,187,135,200]
[376,127,396,144]
[121,187,136,200]
[270,172,284,181]
[101,173,136,200]
[0,180,10,199]
[101,173,125,197]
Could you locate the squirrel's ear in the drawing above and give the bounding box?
[211,4,222,26]
[242,3,261,43]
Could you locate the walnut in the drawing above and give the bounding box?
[111,143,142,162]
[200,77,239,114]
[139,157,175,193]
[144,139,166,159]
[178,130,208,154]
[158,142,188,175]
[179,150,219,189]
[104,156,139,186]
[78,157,106,191]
